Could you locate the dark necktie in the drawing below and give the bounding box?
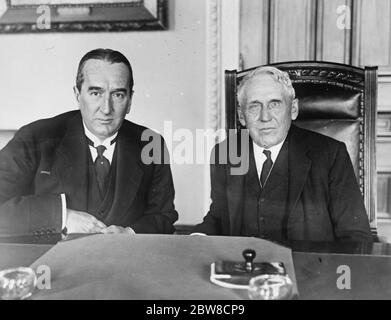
[94,145,110,196]
[86,137,112,197]
[260,149,273,188]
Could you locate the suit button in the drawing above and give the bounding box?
[260,217,265,222]
[260,198,265,203]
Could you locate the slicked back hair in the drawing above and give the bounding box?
[76,48,134,93]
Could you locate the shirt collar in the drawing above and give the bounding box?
[82,122,118,149]
[252,137,286,163]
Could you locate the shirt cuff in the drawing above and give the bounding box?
[190,233,207,236]
[60,193,67,230]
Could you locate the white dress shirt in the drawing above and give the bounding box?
[83,123,118,164]
[252,138,286,184]
[61,123,118,229]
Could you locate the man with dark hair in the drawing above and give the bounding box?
[193,66,372,242]
[75,49,134,93]
[0,48,178,236]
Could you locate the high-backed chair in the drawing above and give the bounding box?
[225,61,378,238]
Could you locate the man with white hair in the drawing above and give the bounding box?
[193,66,372,242]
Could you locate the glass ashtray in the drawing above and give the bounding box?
[248,274,293,300]
[0,267,37,300]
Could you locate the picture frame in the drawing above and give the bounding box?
[0,0,167,33]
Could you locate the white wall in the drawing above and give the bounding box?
[0,0,208,225]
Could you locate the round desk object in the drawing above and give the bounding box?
[242,249,256,273]
[248,274,293,300]
[0,267,37,300]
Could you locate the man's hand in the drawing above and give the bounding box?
[102,225,135,235]
[66,209,107,234]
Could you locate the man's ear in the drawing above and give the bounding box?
[237,106,246,127]
[73,86,81,105]
[126,90,134,114]
[291,98,299,121]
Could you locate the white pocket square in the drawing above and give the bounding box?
[40,171,51,175]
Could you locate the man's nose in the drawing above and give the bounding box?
[259,106,272,122]
[100,94,112,115]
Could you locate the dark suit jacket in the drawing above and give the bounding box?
[0,111,178,236]
[193,125,372,242]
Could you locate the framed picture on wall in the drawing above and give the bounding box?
[0,0,167,33]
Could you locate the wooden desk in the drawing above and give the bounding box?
[1,235,391,300]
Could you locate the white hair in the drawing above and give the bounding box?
[237,66,296,108]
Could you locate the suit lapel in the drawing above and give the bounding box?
[287,125,312,218]
[106,125,144,224]
[53,113,89,211]
[262,137,289,194]
[227,172,245,236]
[226,132,250,235]
[246,140,262,194]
